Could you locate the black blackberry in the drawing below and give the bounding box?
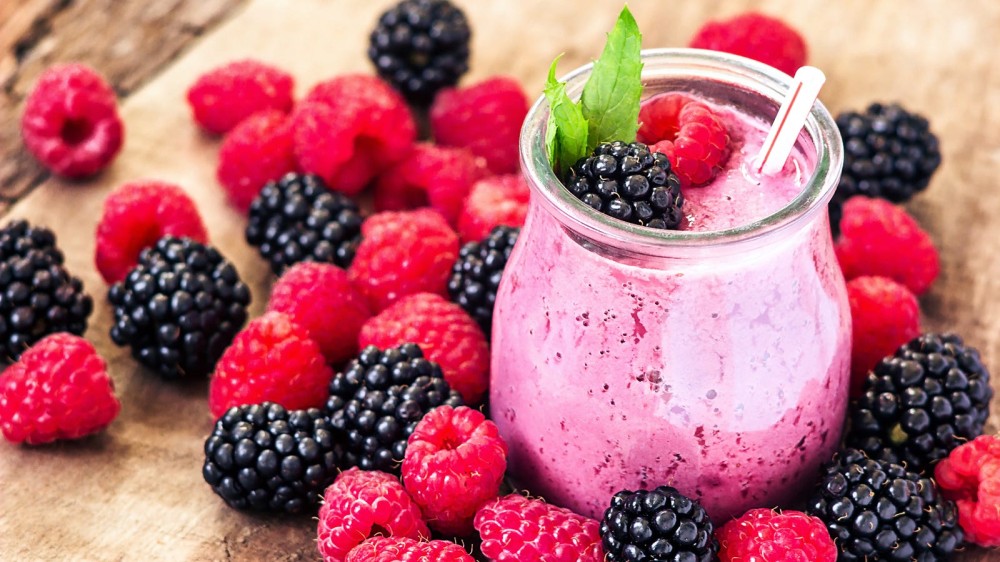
[447,225,518,336]
[202,402,338,514]
[0,220,92,362]
[600,485,717,562]
[807,448,963,561]
[245,173,363,275]
[368,0,471,105]
[564,141,684,229]
[108,236,250,379]
[325,343,463,473]
[830,103,940,234]
[846,333,992,473]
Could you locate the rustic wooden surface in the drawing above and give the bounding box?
[1,0,999,560]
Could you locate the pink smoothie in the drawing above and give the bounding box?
[490,93,850,521]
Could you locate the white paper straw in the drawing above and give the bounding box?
[756,66,827,175]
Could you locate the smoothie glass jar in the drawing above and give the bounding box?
[490,49,849,521]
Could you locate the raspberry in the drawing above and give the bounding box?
[317,468,430,562]
[717,508,836,562]
[0,333,119,444]
[688,12,807,77]
[186,59,294,135]
[20,63,124,179]
[402,406,507,536]
[637,93,730,187]
[935,435,1000,546]
[95,180,209,284]
[835,196,940,295]
[295,75,416,196]
[475,494,605,562]
[217,109,296,213]
[348,209,459,312]
[359,293,488,404]
[208,311,333,418]
[267,262,371,365]
[373,143,489,226]
[346,536,474,562]
[846,276,921,397]
[457,175,529,243]
[430,76,529,174]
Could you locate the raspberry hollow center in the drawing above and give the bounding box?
[60,117,94,146]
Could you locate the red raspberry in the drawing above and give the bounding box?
[295,75,416,196]
[689,12,807,77]
[402,406,508,536]
[20,63,124,179]
[457,174,530,243]
[717,508,836,562]
[317,468,430,562]
[346,536,473,562]
[267,262,372,365]
[359,293,488,404]
[835,196,940,295]
[637,93,730,187]
[474,494,604,562]
[217,109,296,213]
[430,76,529,175]
[0,333,119,444]
[208,311,333,418]
[935,435,1000,547]
[373,143,489,225]
[186,59,294,135]
[348,209,459,312]
[846,276,921,397]
[94,180,208,284]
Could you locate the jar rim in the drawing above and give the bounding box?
[519,48,844,257]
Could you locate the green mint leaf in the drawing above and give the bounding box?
[544,56,589,176]
[580,5,643,151]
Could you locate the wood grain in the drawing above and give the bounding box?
[1,0,999,560]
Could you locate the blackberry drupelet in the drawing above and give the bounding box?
[846,333,992,473]
[245,173,363,275]
[108,236,250,379]
[600,485,717,562]
[0,220,92,362]
[202,402,338,514]
[564,141,684,229]
[830,103,941,233]
[447,225,518,337]
[325,343,463,473]
[808,448,963,561]
[368,0,471,105]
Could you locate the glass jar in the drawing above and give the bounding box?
[490,49,849,521]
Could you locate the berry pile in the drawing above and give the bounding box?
[7,3,995,562]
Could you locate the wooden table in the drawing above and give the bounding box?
[1,0,998,560]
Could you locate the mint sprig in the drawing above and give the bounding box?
[544,6,644,177]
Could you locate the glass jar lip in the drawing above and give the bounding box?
[519,48,844,256]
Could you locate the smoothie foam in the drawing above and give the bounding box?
[491,85,850,521]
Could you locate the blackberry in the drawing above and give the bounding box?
[830,103,941,233]
[202,402,338,514]
[846,333,992,473]
[325,343,463,473]
[808,448,963,561]
[245,173,363,275]
[108,236,250,379]
[368,0,471,105]
[0,220,92,362]
[564,141,684,229]
[447,225,518,336]
[600,485,717,562]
